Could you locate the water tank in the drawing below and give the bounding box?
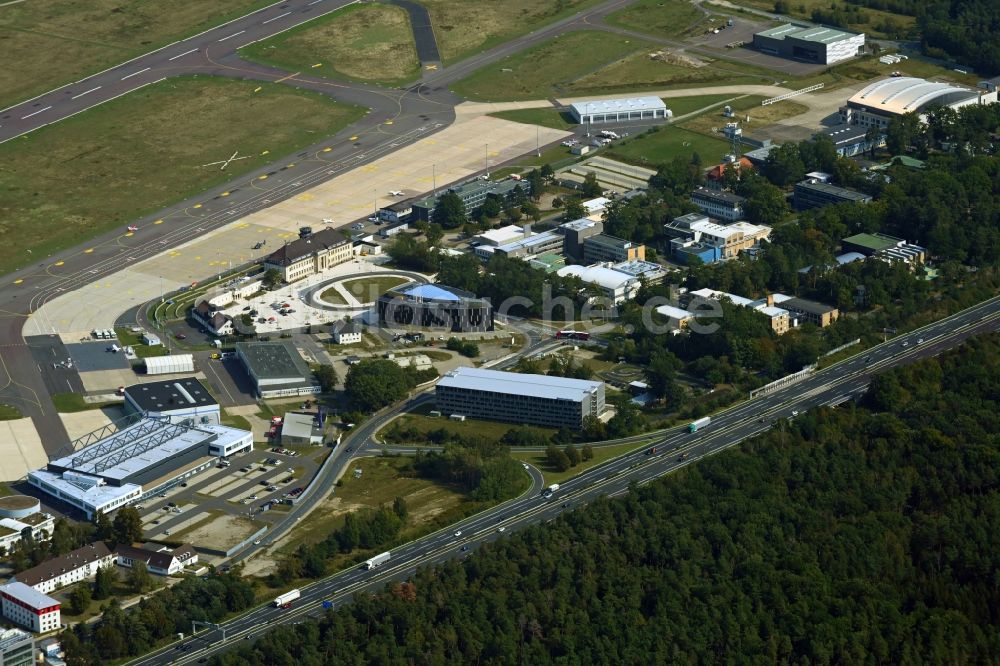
[0,496,40,519]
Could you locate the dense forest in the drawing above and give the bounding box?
[203,333,1000,665]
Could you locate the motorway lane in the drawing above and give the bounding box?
[130,297,1000,666]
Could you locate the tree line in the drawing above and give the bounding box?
[202,334,1000,665]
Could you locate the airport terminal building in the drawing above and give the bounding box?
[435,367,605,429]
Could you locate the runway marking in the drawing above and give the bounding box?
[71,86,101,100]
[308,0,324,4]
[263,11,291,24]
[218,30,246,42]
[121,67,150,81]
[168,48,198,61]
[274,71,300,84]
[20,106,51,120]
[424,64,438,71]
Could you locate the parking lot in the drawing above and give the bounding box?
[133,443,326,556]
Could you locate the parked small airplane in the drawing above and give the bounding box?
[127,225,138,232]
[388,190,404,196]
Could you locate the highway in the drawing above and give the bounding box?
[128,296,1000,665]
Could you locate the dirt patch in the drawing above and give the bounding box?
[648,49,707,68]
[405,486,455,523]
[177,513,262,552]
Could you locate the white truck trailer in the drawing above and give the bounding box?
[273,589,301,608]
[365,552,391,570]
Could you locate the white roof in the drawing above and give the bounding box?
[570,96,666,116]
[759,306,789,318]
[437,367,602,402]
[583,197,610,213]
[495,230,562,255]
[557,264,635,290]
[29,468,140,512]
[690,287,754,308]
[849,77,978,115]
[143,354,195,373]
[0,582,59,611]
[656,305,693,320]
[282,413,319,439]
[475,225,524,246]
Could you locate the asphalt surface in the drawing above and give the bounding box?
[0,0,637,453]
[387,0,441,66]
[127,296,1000,665]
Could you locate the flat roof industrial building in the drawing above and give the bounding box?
[28,417,251,518]
[123,378,219,424]
[753,23,864,64]
[568,97,669,124]
[236,341,320,398]
[435,367,605,430]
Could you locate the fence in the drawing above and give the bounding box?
[761,83,824,106]
[749,364,816,399]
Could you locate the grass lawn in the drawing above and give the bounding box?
[605,0,709,38]
[679,95,808,135]
[0,77,364,276]
[221,410,253,432]
[800,55,984,91]
[382,410,557,445]
[51,393,116,413]
[451,31,656,102]
[319,287,348,306]
[0,0,274,109]
[565,46,781,97]
[721,0,915,39]
[607,126,732,167]
[240,3,420,86]
[422,0,606,64]
[489,108,576,131]
[340,275,409,303]
[664,93,744,117]
[512,438,659,485]
[0,405,22,421]
[278,456,466,554]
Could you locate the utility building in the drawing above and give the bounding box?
[435,367,605,430]
[568,97,669,124]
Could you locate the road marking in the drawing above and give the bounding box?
[20,106,51,120]
[121,67,150,81]
[168,48,198,61]
[218,30,246,42]
[308,0,324,4]
[274,71,300,84]
[263,11,291,24]
[70,86,103,101]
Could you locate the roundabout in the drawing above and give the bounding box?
[305,269,430,313]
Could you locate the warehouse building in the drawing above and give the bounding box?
[123,378,219,424]
[838,77,995,129]
[281,412,324,446]
[0,583,59,634]
[436,367,605,430]
[236,341,319,398]
[568,97,670,124]
[841,232,926,265]
[28,417,251,518]
[377,283,494,332]
[262,227,352,283]
[753,24,864,64]
[793,179,873,210]
[143,354,195,376]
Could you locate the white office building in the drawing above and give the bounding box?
[0,583,59,634]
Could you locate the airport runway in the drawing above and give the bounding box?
[0,0,641,453]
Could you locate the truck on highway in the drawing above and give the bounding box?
[541,483,560,498]
[688,416,711,433]
[365,552,391,570]
[273,589,301,608]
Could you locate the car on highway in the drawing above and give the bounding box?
[917,338,924,344]
[497,526,506,533]
[902,341,909,347]
[522,463,529,470]
[454,530,462,537]
[254,539,261,545]
[791,410,800,417]
[460,545,469,551]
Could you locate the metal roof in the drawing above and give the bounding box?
[569,96,666,116]
[757,23,859,44]
[558,264,635,290]
[125,378,216,412]
[848,77,978,115]
[236,341,312,380]
[0,581,59,610]
[437,367,603,402]
[395,283,462,302]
